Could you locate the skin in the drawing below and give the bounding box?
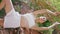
[4,0,13,14]
[21,9,59,31]
[0,0,5,10]
[54,12,60,16]
[0,0,60,32]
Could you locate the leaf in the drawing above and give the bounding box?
[43,20,52,27]
[49,0,60,11]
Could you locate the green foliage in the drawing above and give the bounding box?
[37,22,43,27]
[37,20,52,27]
[11,0,21,13]
[57,24,60,30]
[29,0,56,11]
[0,8,6,18]
[43,20,52,27]
[50,15,60,30]
[37,14,52,27]
[45,13,60,30]
[43,28,54,34]
[0,0,2,3]
[29,2,41,10]
[48,0,60,11]
[12,0,20,3]
[37,20,53,34]
[48,0,60,30]
[48,13,60,22]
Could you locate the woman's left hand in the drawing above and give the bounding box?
[54,12,60,16]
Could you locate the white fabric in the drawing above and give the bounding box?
[22,13,35,28]
[4,0,35,28]
[10,0,15,10]
[4,9,21,28]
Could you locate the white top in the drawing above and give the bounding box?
[4,9,21,28]
[22,13,35,28]
[4,0,35,28]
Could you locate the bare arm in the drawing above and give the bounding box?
[33,9,57,16]
[30,22,60,31]
[4,0,14,14]
[30,25,49,31]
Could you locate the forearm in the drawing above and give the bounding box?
[5,0,14,14]
[48,23,56,29]
[33,9,47,16]
[31,26,49,31]
[48,22,60,29]
[33,9,57,16]
[30,22,59,31]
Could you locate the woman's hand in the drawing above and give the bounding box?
[54,12,60,16]
[48,22,60,29]
[54,22,60,25]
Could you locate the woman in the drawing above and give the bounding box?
[0,0,60,34]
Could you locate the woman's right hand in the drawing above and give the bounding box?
[54,22,60,25]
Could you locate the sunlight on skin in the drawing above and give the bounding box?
[4,0,14,14]
[0,0,13,14]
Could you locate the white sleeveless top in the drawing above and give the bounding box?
[4,0,35,28]
[22,13,35,28]
[4,9,21,28]
[4,11,35,28]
